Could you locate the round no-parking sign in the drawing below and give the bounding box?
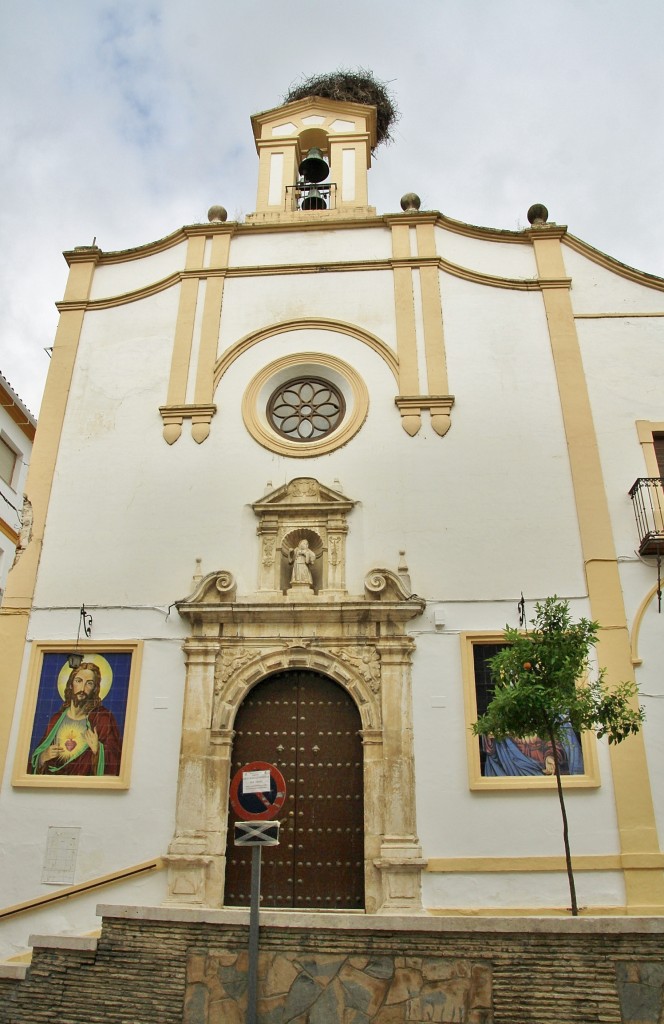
[229,761,287,821]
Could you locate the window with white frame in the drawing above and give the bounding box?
[0,436,18,487]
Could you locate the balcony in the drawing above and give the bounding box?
[285,182,337,213]
[629,477,664,555]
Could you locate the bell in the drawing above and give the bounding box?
[298,147,328,184]
[301,188,327,211]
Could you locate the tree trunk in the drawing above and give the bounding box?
[549,725,578,916]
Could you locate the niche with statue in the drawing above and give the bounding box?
[253,478,354,597]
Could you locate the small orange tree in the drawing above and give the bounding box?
[472,597,644,915]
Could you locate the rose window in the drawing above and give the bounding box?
[267,377,346,441]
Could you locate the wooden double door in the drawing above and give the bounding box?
[224,669,364,910]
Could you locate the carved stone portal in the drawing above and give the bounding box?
[165,479,426,916]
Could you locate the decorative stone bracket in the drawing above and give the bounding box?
[395,395,454,437]
[159,404,217,445]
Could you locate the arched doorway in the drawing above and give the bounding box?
[224,669,364,909]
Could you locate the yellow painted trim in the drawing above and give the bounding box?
[213,317,399,390]
[385,212,535,246]
[64,211,534,267]
[631,584,660,667]
[427,905,664,917]
[241,353,369,458]
[53,256,569,314]
[0,518,19,544]
[416,222,449,395]
[391,223,419,413]
[426,853,664,872]
[164,235,206,407]
[532,231,664,910]
[460,631,599,790]
[575,311,664,319]
[0,858,164,920]
[12,640,143,790]
[67,215,664,303]
[194,233,230,407]
[0,254,98,785]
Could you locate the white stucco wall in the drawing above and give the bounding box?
[435,227,538,280]
[218,269,399,354]
[88,239,189,301]
[228,226,392,268]
[563,243,664,314]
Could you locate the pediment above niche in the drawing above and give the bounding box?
[253,478,355,596]
[252,477,355,515]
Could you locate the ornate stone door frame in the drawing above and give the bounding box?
[165,480,426,914]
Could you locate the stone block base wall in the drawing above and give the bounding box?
[1,906,663,1024]
[185,947,491,1024]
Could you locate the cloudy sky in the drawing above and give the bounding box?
[1,0,663,415]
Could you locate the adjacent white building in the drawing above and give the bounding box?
[1,94,663,958]
[0,373,35,601]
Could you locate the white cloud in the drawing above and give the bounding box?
[1,0,663,414]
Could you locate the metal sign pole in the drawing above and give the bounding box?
[247,844,262,1024]
[229,763,286,1024]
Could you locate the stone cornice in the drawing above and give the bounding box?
[59,213,664,298]
[55,260,569,314]
[564,233,664,292]
[177,596,425,628]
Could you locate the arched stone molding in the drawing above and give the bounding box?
[166,542,426,915]
[631,582,661,667]
[213,317,400,391]
[212,644,381,735]
[210,643,386,913]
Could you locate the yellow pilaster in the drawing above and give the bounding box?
[328,135,370,209]
[165,235,206,407]
[416,221,449,395]
[532,228,664,912]
[0,248,99,783]
[191,232,231,442]
[390,223,419,431]
[255,139,298,213]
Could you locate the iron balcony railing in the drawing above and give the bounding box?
[629,477,664,555]
[285,182,337,213]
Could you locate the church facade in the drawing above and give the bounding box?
[1,94,664,956]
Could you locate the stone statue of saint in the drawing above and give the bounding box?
[288,539,316,586]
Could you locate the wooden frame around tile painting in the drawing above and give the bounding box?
[461,632,600,791]
[12,641,142,789]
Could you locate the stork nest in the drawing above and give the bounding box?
[284,68,399,148]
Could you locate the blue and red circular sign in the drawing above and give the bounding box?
[229,761,287,821]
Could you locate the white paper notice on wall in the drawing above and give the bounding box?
[242,769,271,793]
[42,826,81,885]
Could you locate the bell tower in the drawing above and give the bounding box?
[247,96,377,222]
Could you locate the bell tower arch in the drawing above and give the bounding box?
[248,96,377,221]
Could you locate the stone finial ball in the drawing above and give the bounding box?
[400,193,421,212]
[527,203,549,226]
[208,205,228,223]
